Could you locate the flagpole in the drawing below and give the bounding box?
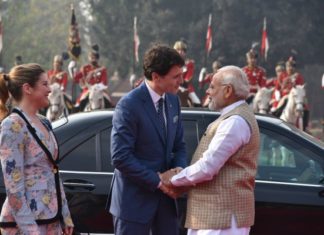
[70,4,76,103]
[129,16,140,88]
[199,13,212,97]
[204,13,212,68]
[261,17,269,63]
[132,17,136,75]
[133,17,140,70]
[203,49,207,69]
[68,3,82,104]
[131,16,141,88]
[202,13,212,69]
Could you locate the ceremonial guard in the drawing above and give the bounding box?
[267,62,285,88]
[271,57,305,110]
[174,40,201,106]
[199,60,222,87]
[271,57,309,130]
[199,60,222,107]
[242,50,267,102]
[47,55,68,91]
[269,63,285,108]
[275,57,304,97]
[73,45,108,106]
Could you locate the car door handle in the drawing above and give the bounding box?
[63,180,96,191]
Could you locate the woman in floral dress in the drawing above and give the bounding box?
[0,63,74,235]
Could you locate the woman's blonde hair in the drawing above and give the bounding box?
[0,63,45,120]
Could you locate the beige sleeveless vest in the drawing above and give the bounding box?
[185,103,260,229]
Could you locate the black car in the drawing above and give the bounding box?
[1,109,324,234]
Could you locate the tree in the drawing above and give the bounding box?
[1,0,323,119]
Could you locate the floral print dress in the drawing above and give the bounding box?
[0,111,73,235]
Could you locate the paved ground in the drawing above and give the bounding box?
[308,120,324,141]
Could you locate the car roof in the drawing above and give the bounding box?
[52,110,114,144]
[52,108,324,149]
[181,108,324,149]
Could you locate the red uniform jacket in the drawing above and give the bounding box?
[242,65,267,94]
[47,70,68,91]
[275,71,304,97]
[73,64,108,104]
[271,72,305,109]
[74,64,108,86]
[182,60,195,93]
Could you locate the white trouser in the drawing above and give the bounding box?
[187,215,250,235]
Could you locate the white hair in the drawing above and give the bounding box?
[218,65,250,99]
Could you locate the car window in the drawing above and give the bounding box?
[182,120,200,164]
[60,135,97,172]
[100,127,114,172]
[257,129,324,184]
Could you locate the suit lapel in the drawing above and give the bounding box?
[165,95,176,148]
[140,83,166,144]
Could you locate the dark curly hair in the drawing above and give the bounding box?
[143,44,184,80]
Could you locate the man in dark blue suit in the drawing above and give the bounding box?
[108,44,187,235]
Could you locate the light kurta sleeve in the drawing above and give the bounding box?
[171,115,251,186]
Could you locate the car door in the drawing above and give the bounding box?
[252,124,324,235]
[58,120,114,234]
[183,111,324,234]
[177,112,207,235]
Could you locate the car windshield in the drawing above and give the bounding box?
[280,121,324,148]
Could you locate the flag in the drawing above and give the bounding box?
[261,17,269,61]
[205,14,212,57]
[0,13,3,53]
[68,4,81,61]
[134,16,140,63]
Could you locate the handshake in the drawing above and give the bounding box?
[158,167,188,199]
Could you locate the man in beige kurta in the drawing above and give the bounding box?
[162,65,260,235]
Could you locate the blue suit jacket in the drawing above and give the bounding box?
[108,82,187,223]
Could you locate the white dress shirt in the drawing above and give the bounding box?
[145,80,165,111]
[171,100,252,235]
[146,80,167,189]
[145,80,166,124]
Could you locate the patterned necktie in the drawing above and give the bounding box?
[157,98,166,139]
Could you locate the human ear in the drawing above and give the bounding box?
[224,84,233,99]
[151,72,160,82]
[22,83,32,95]
[153,73,165,84]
